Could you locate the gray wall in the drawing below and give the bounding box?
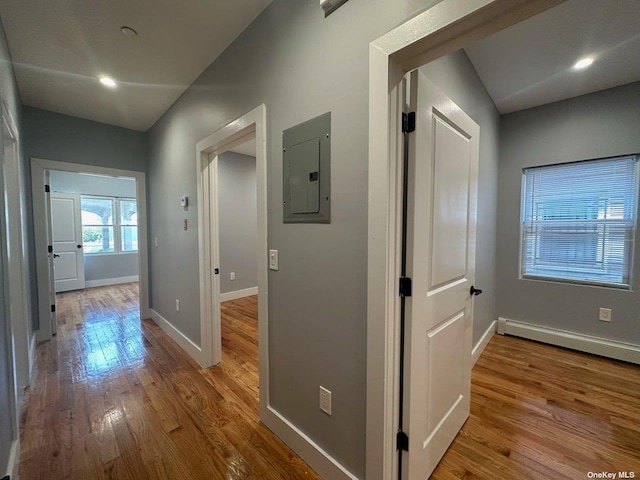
[0,13,23,475]
[50,171,139,282]
[146,1,446,476]
[22,106,148,329]
[419,50,500,346]
[497,81,640,344]
[218,152,257,294]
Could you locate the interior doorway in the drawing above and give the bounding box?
[31,159,150,343]
[217,137,260,406]
[196,104,271,422]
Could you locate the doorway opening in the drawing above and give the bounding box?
[31,159,149,343]
[196,104,276,425]
[217,137,260,409]
[48,170,141,345]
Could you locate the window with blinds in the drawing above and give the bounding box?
[521,156,639,288]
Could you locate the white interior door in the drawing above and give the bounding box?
[402,70,479,479]
[51,193,85,293]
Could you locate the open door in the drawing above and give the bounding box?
[401,70,480,479]
[51,193,85,293]
[44,173,57,334]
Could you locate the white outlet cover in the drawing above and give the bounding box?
[599,307,612,322]
[230,272,236,280]
[319,386,332,415]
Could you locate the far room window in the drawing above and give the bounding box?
[521,155,639,288]
[81,196,138,254]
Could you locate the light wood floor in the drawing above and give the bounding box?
[19,284,640,479]
[433,334,640,479]
[18,284,320,480]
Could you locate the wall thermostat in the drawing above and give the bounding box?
[181,195,188,207]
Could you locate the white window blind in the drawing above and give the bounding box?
[521,156,639,288]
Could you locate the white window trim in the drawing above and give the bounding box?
[81,194,139,255]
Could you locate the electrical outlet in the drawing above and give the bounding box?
[176,299,180,312]
[319,386,332,415]
[599,307,612,322]
[230,272,236,281]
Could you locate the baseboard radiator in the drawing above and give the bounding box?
[497,317,640,365]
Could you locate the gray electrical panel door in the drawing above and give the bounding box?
[283,112,330,223]
[289,138,320,214]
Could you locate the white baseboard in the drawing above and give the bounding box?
[472,320,496,365]
[85,275,139,288]
[149,309,202,365]
[262,406,358,480]
[497,317,640,365]
[28,332,37,381]
[6,438,19,479]
[219,286,258,302]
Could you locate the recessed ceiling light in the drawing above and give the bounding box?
[121,26,138,38]
[99,76,117,88]
[573,57,594,70]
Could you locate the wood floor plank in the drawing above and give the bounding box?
[18,285,321,480]
[18,283,640,479]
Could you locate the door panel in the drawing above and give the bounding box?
[403,70,479,479]
[430,115,470,289]
[51,193,85,292]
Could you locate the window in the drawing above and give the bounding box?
[521,156,639,288]
[81,196,138,254]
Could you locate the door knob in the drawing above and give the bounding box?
[470,286,483,296]
[77,244,82,248]
[53,254,60,258]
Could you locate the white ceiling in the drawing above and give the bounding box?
[229,138,257,157]
[465,0,640,114]
[0,0,271,131]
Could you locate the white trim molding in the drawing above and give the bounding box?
[366,1,565,478]
[472,320,497,365]
[497,317,640,365]
[262,406,358,480]
[219,286,258,302]
[150,309,203,364]
[85,275,139,288]
[6,439,19,479]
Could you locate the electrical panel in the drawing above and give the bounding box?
[283,112,331,223]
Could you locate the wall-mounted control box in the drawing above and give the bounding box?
[181,195,189,207]
[283,112,331,224]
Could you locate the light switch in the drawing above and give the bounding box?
[181,195,188,207]
[269,249,279,271]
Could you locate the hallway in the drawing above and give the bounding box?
[18,285,319,479]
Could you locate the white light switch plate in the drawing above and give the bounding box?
[269,249,278,271]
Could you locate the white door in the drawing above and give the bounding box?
[402,70,479,479]
[51,193,85,292]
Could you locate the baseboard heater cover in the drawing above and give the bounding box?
[497,317,640,365]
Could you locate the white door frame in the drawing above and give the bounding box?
[2,97,33,399]
[195,106,267,363]
[196,104,269,405]
[366,1,565,478]
[31,158,150,342]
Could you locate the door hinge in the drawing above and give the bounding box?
[402,112,416,133]
[48,245,53,253]
[51,304,56,313]
[45,184,50,193]
[399,277,412,297]
[397,430,409,451]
